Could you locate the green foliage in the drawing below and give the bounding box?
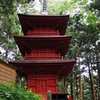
[47,0,78,15]
[0,84,43,100]
[0,0,22,60]
[17,2,42,14]
[79,0,88,5]
[91,0,100,10]
[0,0,16,15]
[87,13,98,26]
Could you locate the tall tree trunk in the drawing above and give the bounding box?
[70,73,74,100]
[76,78,79,100]
[82,76,85,100]
[95,48,100,100]
[79,77,83,100]
[79,57,83,100]
[87,52,96,100]
[73,74,76,100]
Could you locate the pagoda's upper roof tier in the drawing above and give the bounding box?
[18,14,69,35]
[9,59,76,78]
[14,35,72,56]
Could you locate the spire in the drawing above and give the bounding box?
[42,0,48,15]
[43,0,46,12]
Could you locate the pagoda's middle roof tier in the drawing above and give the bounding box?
[14,35,72,56]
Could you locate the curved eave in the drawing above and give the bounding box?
[18,14,69,35]
[9,60,76,77]
[14,35,72,56]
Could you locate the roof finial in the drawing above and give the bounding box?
[42,0,48,15]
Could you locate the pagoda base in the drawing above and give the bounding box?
[28,75,58,100]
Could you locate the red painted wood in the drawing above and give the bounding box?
[27,28,59,35]
[14,35,72,57]
[18,14,69,35]
[24,50,60,59]
[68,96,72,100]
[28,75,58,100]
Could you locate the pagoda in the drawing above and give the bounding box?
[9,14,76,100]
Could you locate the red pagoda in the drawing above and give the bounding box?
[9,14,76,100]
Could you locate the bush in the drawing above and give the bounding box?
[0,84,43,100]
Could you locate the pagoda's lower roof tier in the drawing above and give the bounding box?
[9,59,76,78]
[14,35,72,56]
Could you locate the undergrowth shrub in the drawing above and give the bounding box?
[0,84,43,100]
